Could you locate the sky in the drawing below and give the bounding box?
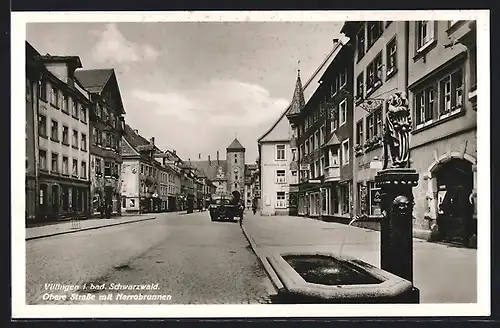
[26,21,344,163]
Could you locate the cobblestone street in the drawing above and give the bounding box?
[26,212,274,305]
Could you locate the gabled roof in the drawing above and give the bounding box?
[74,69,114,94]
[190,160,228,181]
[123,124,151,149]
[226,138,245,151]
[258,42,343,143]
[325,132,341,146]
[75,68,126,114]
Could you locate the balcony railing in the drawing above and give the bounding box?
[324,166,340,182]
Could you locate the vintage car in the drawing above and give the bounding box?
[209,195,244,222]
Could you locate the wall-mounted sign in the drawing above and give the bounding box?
[300,164,310,171]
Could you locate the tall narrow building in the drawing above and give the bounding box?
[226,138,246,198]
[75,69,126,217]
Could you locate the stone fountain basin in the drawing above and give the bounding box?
[267,251,413,303]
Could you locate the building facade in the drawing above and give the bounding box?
[244,163,258,209]
[288,42,354,220]
[406,20,477,246]
[26,42,40,221]
[121,126,162,214]
[341,21,408,223]
[226,139,246,198]
[75,69,126,217]
[34,50,91,220]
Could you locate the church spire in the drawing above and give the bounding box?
[286,68,306,118]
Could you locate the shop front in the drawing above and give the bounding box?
[38,174,90,220]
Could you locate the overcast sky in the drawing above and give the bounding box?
[27,21,344,163]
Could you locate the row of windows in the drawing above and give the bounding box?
[92,127,120,151]
[414,68,464,128]
[94,102,121,130]
[299,140,350,181]
[357,21,391,61]
[38,80,88,124]
[301,67,348,134]
[297,185,351,215]
[356,37,398,101]
[298,98,348,152]
[38,114,87,151]
[39,150,87,178]
[159,185,179,196]
[356,108,383,145]
[94,158,120,177]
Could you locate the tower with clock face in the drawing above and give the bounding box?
[226,138,246,197]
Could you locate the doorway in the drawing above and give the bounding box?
[435,159,474,246]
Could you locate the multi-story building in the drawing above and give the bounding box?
[179,161,196,212]
[244,163,258,209]
[226,139,246,198]
[121,126,161,214]
[26,42,41,221]
[287,40,354,220]
[75,69,125,217]
[190,138,247,200]
[406,20,477,247]
[32,47,91,220]
[264,40,340,217]
[341,21,408,223]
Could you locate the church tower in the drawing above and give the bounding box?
[226,138,246,198]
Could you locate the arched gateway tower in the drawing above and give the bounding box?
[226,138,245,198]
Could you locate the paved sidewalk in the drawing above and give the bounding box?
[26,214,158,240]
[242,214,477,304]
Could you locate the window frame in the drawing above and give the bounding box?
[339,98,347,126]
[275,169,286,184]
[341,139,350,165]
[276,191,286,208]
[275,144,286,161]
[386,37,398,78]
[416,21,436,53]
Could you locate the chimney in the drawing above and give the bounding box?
[173,149,176,155]
[199,153,201,159]
[150,137,155,146]
[133,129,139,134]
[217,151,220,165]
[208,155,211,165]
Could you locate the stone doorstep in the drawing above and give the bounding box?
[266,251,412,302]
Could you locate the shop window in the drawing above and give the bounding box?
[340,184,350,214]
[367,181,382,215]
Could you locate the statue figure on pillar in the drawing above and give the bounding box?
[383,92,412,169]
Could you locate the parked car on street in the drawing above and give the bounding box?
[209,195,243,222]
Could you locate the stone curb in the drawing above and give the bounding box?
[240,223,285,293]
[26,217,156,241]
